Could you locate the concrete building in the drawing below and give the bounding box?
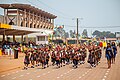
[0,3,57,44]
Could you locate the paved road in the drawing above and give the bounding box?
[0,48,120,80]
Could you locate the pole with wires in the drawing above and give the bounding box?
[77,18,79,45]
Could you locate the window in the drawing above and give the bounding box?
[37,36,45,41]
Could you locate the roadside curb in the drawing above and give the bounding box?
[0,66,23,73]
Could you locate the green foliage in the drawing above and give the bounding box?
[82,29,88,38]
[54,26,69,38]
[92,30,116,38]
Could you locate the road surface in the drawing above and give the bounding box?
[0,48,120,80]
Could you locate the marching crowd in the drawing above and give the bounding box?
[23,42,103,70]
[23,41,118,70]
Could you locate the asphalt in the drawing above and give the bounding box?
[0,47,120,80]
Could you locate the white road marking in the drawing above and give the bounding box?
[37,75,40,77]
[104,76,107,78]
[29,79,33,80]
[48,71,50,73]
[20,75,24,77]
[12,77,16,79]
[1,75,5,77]
[105,73,108,75]
[12,72,15,74]
[85,72,88,74]
[43,73,46,75]
[20,70,23,72]
[87,70,89,72]
[72,69,74,70]
[34,70,37,72]
[57,77,60,78]
[61,75,63,77]
[82,74,85,76]
[16,71,19,73]
[102,78,105,80]
[79,77,81,79]
[107,69,110,71]
[67,71,70,73]
[107,71,109,73]
[7,73,10,75]
[26,73,30,75]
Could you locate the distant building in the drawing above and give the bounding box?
[0,4,57,44]
[116,32,120,40]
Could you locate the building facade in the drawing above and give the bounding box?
[0,4,57,44]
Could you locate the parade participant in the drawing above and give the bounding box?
[88,48,95,67]
[51,51,56,66]
[66,50,70,64]
[98,46,102,63]
[35,51,39,67]
[30,51,35,68]
[46,53,50,67]
[73,51,79,68]
[60,50,66,66]
[94,47,99,65]
[41,52,46,69]
[56,52,60,68]
[81,47,87,64]
[105,43,113,68]
[79,48,83,64]
[24,51,30,70]
[111,42,117,63]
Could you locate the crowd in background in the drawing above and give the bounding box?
[0,39,118,69]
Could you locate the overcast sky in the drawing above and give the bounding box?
[0,0,120,36]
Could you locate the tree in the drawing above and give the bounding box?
[65,32,69,38]
[69,30,76,38]
[92,30,101,37]
[92,30,116,38]
[82,29,88,38]
[54,26,70,38]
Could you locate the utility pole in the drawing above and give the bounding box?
[77,18,79,44]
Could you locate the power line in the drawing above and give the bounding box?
[36,0,73,19]
[55,24,120,28]
[12,0,74,20]
[26,0,43,9]
[24,0,73,20]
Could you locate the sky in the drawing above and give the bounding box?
[0,0,120,37]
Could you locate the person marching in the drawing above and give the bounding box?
[105,43,113,68]
[41,52,46,69]
[51,51,56,66]
[98,46,102,63]
[88,47,95,67]
[24,51,30,70]
[73,51,79,68]
[46,52,50,67]
[111,42,117,64]
[60,50,66,67]
[66,50,70,64]
[56,52,60,68]
[30,51,35,68]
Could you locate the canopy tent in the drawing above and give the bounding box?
[0,23,53,36]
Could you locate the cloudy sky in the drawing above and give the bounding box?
[0,0,120,36]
